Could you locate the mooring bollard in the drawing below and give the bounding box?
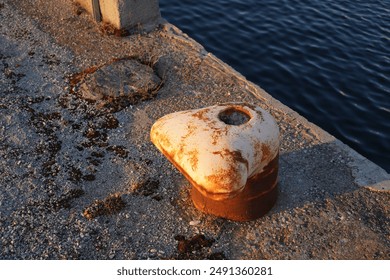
[151,103,280,221]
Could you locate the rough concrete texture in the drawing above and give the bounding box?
[0,0,389,260]
[75,0,161,30]
[74,0,93,15]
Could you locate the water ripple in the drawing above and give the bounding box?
[160,0,390,171]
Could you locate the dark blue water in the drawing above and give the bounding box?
[160,0,390,172]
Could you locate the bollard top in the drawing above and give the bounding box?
[150,103,280,200]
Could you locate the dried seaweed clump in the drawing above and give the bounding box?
[174,234,226,260]
[83,194,125,220]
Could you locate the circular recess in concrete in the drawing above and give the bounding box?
[72,58,162,111]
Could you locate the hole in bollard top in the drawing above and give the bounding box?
[218,107,251,126]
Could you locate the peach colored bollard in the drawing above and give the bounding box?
[150,103,279,221]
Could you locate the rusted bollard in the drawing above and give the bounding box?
[150,103,279,221]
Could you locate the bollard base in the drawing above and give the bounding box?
[191,155,279,221]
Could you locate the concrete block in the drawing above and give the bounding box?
[75,0,161,30]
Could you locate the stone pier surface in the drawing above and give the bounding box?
[0,0,389,259]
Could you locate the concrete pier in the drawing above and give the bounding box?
[0,0,389,259]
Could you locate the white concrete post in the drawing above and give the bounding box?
[76,0,161,31]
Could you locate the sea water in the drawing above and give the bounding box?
[160,0,390,172]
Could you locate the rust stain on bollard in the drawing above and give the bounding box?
[150,103,280,221]
[191,155,278,221]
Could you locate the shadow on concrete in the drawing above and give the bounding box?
[272,141,360,213]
